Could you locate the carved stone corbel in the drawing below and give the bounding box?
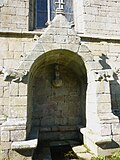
[94,69,114,82]
[0,66,28,82]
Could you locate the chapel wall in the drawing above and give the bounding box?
[0,0,29,32]
[75,0,120,36]
[0,34,120,123]
[0,35,35,132]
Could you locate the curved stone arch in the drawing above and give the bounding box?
[17,42,97,135]
[26,49,88,134]
[18,41,95,74]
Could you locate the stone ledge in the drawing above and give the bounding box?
[0,30,120,42]
[1,119,26,131]
[39,125,83,132]
[80,127,112,144]
[11,139,38,150]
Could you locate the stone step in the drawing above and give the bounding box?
[72,145,94,160]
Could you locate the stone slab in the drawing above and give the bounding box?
[77,152,93,160]
[11,139,38,150]
[72,145,87,153]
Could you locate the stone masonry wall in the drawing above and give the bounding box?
[0,0,29,31]
[83,38,120,146]
[83,39,120,111]
[75,0,120,37]
[0,34,35,129]
[1,0,120,36]
[32,64,84,141]
[0,34,120,143]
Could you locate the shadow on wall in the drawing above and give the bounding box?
[99,54,120,121]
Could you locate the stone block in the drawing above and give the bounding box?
[97,103,112,113]
[4,59,20,69]
[24,42,35,52]
[11,139,38,149]
[61,43,79,53]
[97,94,111,103]
[10,83,18,96]
[11,130,26,141]
[41,34,54,43]
[0,87,3,97]
[101,124,111,136]
[1,14,12,23]
[99,113,119,123]
[26,51,44,61]
[16,7,26,16]
[96,81,110,94]
[1,142,11,149]
[9,40,23,52]
[11,15,27,24]
[1,131,9,142]
[3,86,9,97]
[9,150,33,160]
[3,106,9,117]
[42,42,61,52]
[0,98,9,106]
[109,44,120,53]
[19,60,33,70]
[77,152,93,160]
[1,150,9,160]
[19,83,27,96]
[9,107,27,118]
[9,96,27,106]
[112,123,120,135]
[54,35,69,44]
[0,39,9,52]
[2,6,16,15]
[72,145,87,153]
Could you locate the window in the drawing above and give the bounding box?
[35,0,73,29]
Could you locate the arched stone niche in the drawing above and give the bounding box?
[28,49,87,141]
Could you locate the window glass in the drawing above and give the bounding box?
[36,0,47,28]
[36,0,73,28]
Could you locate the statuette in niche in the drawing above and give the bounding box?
[52,64,63,88]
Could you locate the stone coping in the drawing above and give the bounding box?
[2,118,26,126]
[80,127,112,144]
[1,119,27,131]
[11,139,38,150]
[0,30,120,42]
[39,125,83,132]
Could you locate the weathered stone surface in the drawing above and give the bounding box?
[0,0,120,159]
[112,123,120,135]
[11,130,26,141]
[1,131,9,142]
[9,96,27,106]
[101,124,111,136]
[11,139,38,149]
[72,145,87,153]
[77,152,93,160]
[1,142,11,149]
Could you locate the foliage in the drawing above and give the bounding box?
[91,150,120,160]
[112,150,120,160]
[91,155,106,160]
[64,150,78,159]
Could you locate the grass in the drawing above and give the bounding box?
[91,150,120,160]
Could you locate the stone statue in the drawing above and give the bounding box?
[52,64,63,88]
[0,66,27,82]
